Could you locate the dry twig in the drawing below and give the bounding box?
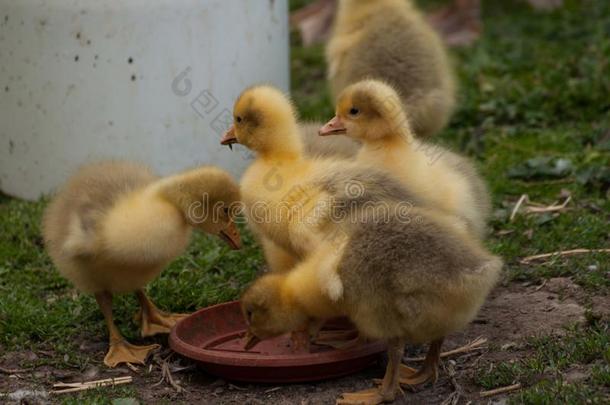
[526,196,571,213]
[480,383,522,398]
[520,249,610,264]
[161,356,185,393]
[151,352,185,393]
[534,279,548,291]
[509,194,528,222]
[405,337,487,362]
[52,376,132,394]
[442,391,460,405]
[441,362,463,405]
[510,194,571,222]
[0,366,27,374]
[53,376,131,388]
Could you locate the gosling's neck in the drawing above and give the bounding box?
[151,172,205,226]
[271,275,311,332]
[282,265,342,320]
[360,127,416,155]
[257,125,305,163]
[359,128,437,177]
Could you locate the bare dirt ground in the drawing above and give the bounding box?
[1,278,607,404]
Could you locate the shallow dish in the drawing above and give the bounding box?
[169,301,385,383]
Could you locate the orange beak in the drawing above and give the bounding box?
[218,220,241,250]
[220,125,238,149]
[319,115,347,136]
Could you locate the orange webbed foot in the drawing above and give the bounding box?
[135,307,189,337]
[290,330,311,352]
[103,339,160,368]
[336,388,388,405]
[398,363,438,386]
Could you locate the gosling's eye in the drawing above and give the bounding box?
[223,207,230,215]
[349,107,360,116]
[236,116,243,123]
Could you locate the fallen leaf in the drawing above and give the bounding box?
[528,0,563,11]
[576,165,610,191]
[427,0,482,47]
[534,212,558,225]
[493,208,510,222]
[290,0,336,46]
[507,157,573,180]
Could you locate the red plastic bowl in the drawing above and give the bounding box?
[169,301,386,383]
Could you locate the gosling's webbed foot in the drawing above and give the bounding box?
[373,364,417,385]
[337,386,399,405]
[134,308,189,337]
[399,339,443,386]
[398,363,438,386]
[103,339,160,368]
[290,330,311,352]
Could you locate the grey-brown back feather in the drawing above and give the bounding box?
[330,2,454,137]
[337,208,499,339]
[442,150,492,234]
[42,161,157,259]
[314,162,425,213]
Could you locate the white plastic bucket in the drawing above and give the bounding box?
[0,0,289,200]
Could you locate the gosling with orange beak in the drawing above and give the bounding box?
[221,85,420,270]
[327,0,456,138]
[43,161,241,367]
[242,205,502,404]
[320,79,491,239]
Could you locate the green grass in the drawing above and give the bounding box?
[476,322,609,400]
[2,0,610,403]
[60,387,139,405]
